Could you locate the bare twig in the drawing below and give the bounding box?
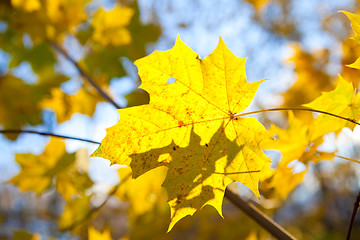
[0,130,100,144]
[346,192,360,240]
[49,41,122,109]
[225,189,297,240]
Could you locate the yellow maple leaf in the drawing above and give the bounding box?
[92,37,271,231]
[260,165,306,200]
[91,6,133,46]
[341,11,360,45]
[304,76,360,140]
[261,112,334,199]
[341,11,360,72]
[262,111,309,166]
[10,138,93,199]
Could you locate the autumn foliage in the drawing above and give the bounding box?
[2,1,360,240]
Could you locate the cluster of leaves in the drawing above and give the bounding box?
[2,0,360,240]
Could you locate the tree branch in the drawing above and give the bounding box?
[225,189,297,240]
[49,41,122,109]
[0,130,100,144]
[346,191,360,240]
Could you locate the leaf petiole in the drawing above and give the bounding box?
[236,107,360,126]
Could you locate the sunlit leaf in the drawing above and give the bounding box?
[92,37,271,230]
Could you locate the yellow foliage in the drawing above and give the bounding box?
[0,75,42,134]
[10,138,93,199]
[92,37,271,231]
[282,45,333,114]
[341,11,360,83]
[262,112,309,166]
[9,0,90,42]
[260,164,306,200]
[304,76,360,140]
[59,194,92,230]
[91,6,134,46]
[41,87,100,123]
[116,167,167,217]
[261,112,334,199]
[340,38,360,87]
[341,11,360,45]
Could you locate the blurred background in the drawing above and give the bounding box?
[1,0,360,239]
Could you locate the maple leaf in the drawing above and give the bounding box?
[303,76,360,140]
[341,11,360,73]
[91,6,133,46]
[92,37,270,230]
[10,138,93,199]
[341,11,360,45]
[260,164,306,200]
[261,112,334,199]
[262,111,309,166]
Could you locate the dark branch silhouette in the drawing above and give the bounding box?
[346,191,360,240]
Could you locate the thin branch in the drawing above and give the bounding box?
[49,41,122,109]
[236,107,360,126]
[225,189,297,240]
[0,130,100,144]
[346,192,360,240]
